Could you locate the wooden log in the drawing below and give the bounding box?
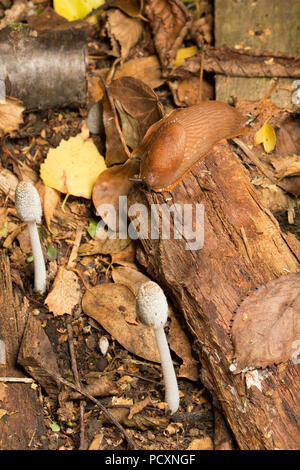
[0,251,48,449]
[128,140,300,450]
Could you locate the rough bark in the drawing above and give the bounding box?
[129,141,300,450]
[0,251,48,449]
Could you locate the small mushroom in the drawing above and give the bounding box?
[136,281,179,414]
[15,181,46,295]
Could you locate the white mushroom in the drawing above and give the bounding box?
[15,181,46,295]
[136,281,179,414]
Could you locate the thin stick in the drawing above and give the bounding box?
[53,372,138,450]
[0,377,34,383]
[66,320,85,450]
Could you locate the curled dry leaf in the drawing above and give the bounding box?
[231,273,300,373]
[114,55,164,89]
[36,181,60,230]
[105,8,143,61]
[145,0,191,68]
[92,158,140,230]
[110,242,137,270]
[68,376,120,399]
[82,283,160,362]
[45,266,81,316]
[109,76,164,144]
[78,236,131,256]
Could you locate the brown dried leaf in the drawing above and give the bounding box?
[102,83,129,166]
[232,273,300,372]
[69,376,120,399]
[45,267,81,316]
[92,159,140,229]
[114,55,164,89]
[0,97,24,136]
[106,9,142,61]
[109,76,164,143]
[36,181,60,230]
[112,266,198,379]
[110,0,146,20]
[82,283,160,362]
[79,236,131,256]
[168,314,199,381]
[128,396,151,419]
[111,242,137,270]
[145,0,191,68]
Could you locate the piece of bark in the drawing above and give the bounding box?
[18,314,61,398]
[0,251,48,449]
[128,139,300,450]
[167,46,300,80]
[0,25,87,110]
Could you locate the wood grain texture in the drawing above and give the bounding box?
[129,140,300,449]
[0,252,47,449]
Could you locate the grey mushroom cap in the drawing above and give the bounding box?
[15,181,42,223]
[137,281,168,328]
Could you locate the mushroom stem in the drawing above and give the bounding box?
[154,326,179,415]
[27,220,46,295]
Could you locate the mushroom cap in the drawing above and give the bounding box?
[15,181,42,223]
[136,281,168,329]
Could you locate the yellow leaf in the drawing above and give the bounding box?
[40,130,106,199]
[53,0,105,23]
[255,122,276,153]
[172,46,198,68]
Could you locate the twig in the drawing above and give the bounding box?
[66,320,85,450]
[0,377,34,383]
[52,371,138,449]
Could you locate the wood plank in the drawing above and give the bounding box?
[215,0,300,107]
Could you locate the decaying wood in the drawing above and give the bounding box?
[129,140,300,450]
[167,46,300,80]
[0,251,47,449]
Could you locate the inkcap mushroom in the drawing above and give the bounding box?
[136,281,179,414]
[15,181,46,295]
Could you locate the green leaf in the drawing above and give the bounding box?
[50,421,60,433]
[26,256,34,263]
[47,245,57,260]
[87,218,98,239]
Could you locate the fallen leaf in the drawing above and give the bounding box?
[0,97,24,136]
[172,46,198,68]
[92,159,140,230]
[45,266,81,316]
[40,130,106,199]
[114,55,164,89]
[112,266,198,379]
[36,181,60,230]
[106,8,143,61]
[88,432,104,450]
[187,437,213,450]
[111,242,137,270]
[109,76,164,143]
[110,0,146,20]
[255,122,276,153]
[82,283,160,362]
[78,236,131,256]
[232,273,300,372]
[69,376,120,399]
[128,396,151,419]
[53,0,104,22]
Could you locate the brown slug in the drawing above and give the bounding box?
[131,100,248,192]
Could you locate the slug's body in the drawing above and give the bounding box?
[132,101,248,192]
